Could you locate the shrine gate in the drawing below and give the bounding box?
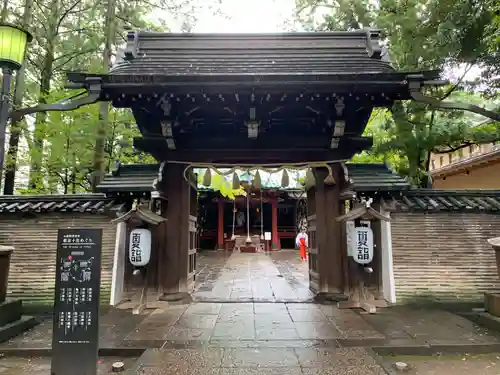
[15,30,500,307]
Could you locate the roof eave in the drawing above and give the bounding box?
[431,149,500,178]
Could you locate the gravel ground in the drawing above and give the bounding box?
[0,356,138,375]
[383,353,500,375]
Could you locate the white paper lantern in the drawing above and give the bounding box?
[129,228,151,266]
[353,227,374,265]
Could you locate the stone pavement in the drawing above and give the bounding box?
[192,250,314,302]
[4,352,500,375]
[2,251,500,374]
[2,303,500,351]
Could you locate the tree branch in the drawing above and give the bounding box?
[116,14,142,28]
[56,0,83,33]
[295,0,336,16]
[432,142,475,154]
[57,27,93,36]
[53,48,100,71]
[53,48,97,62]
[32,0,51,12]
[423,110,437,186]
[439,63,474,101]
[433,135,500,154]
[131,0,197,17]
[30,10,49,34]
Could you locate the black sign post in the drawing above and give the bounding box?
[51,228,102,375]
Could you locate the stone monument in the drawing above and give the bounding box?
[0,245,37,343]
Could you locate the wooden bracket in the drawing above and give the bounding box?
[10,77,102,121]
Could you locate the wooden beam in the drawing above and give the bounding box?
[134,137,373,165]
[92,74,417,99]
[139,135,372,150]
[136,149,355,165]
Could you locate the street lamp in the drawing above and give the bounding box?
[0,23,32,190]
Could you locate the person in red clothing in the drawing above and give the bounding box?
[295,231,308,261]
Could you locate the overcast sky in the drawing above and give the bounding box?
[155,0,296,33]
[155,0,482,89]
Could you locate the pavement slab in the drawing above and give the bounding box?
[192,251,314,302]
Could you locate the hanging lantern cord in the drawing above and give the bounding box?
[246,190,251,243]
[231,200,236,241]
[260,191,264,239]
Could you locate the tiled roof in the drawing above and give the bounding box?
[97,163,410,195]
[346,163,409,191]
[386,190,500,212]
[111,30,396,77]
[95,164,159,194]
[113,205,165,225]
[0,194,124,214]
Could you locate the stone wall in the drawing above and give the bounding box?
[0,214,117,307]
[391,212,500,303]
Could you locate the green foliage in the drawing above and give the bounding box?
[197,173,247,200]
[2,0,498,193]
[295,0,500,186]
[2,0,223,194]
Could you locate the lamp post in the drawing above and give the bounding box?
[0,24,32,190]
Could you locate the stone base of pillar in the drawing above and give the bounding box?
[313,292,349,304]
[158,292,192,304]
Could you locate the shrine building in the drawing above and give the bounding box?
[7,29,499,310]
[95,163,408,253]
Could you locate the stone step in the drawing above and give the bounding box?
[0,315,38,344]
[0,300,22,326]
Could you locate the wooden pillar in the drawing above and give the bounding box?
[313,165,345,299]
[158,162,192,302]
[380,207,396,304]
[271,194,280,250]
[306,187,319,291]
[217,198,224,249]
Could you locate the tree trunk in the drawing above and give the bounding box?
[91,0,116,192]
[28,0,59,191]
[2,0,33,194]
[0,0,8,22]
[71,151,76,194]
[423,110,437,188]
